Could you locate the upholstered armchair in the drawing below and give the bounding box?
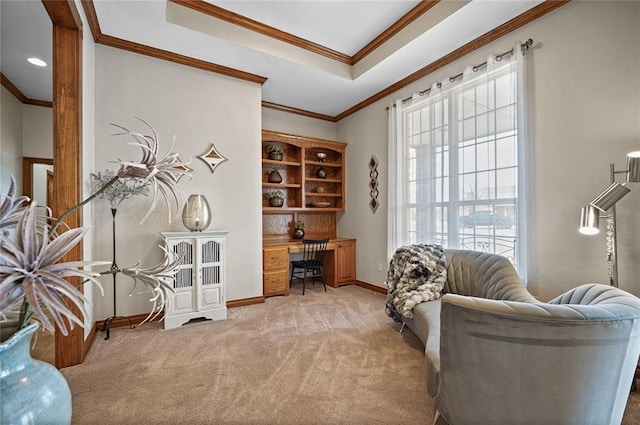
[431,283,640,425]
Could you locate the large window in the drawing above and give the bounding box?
[390,50,526,272]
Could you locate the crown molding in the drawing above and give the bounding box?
[78,0,568,123]
[170,0,352,65]
[262,101,336,122]
[352,0,440,65]
[81,0,267,85]
[1,73,53,108]
[335,0,570,121]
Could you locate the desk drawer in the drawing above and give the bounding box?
[263,247,289,272]
[264,271,289,296]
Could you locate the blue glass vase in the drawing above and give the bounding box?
[0,322,72,425]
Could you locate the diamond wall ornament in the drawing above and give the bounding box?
[369,155,379,170]
[198,143,228,174]
[370,198,379,213]
[369,155,379,213]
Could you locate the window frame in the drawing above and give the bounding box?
[399,62,523,270]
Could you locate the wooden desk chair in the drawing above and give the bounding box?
[289,239,329,295]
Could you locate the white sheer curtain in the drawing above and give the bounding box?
[387,99,402,261]
[387,42,529,274]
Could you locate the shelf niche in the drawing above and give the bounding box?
[261,130,346,213]
[262,130,347,241]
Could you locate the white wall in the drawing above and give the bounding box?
[21,104,52,158]
[0,86,23,194]
[337,1,640,300]
[93,45,263,320]
[32,163,53,206]
[262,107,336,140]
[77,0,97,337]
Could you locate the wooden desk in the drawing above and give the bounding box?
[262,238,356,296]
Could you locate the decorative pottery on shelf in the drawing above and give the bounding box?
[293,221,305,239]
[268,169,283,183]
[0,322,72,425]
[267,145,283,161]
[182,194,212,231]
[268,191,285,207]
[311,201,331,208]
[316,152,327,162]
[316,167,327,179]
[269,198,284,207]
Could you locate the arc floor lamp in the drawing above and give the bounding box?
[579,151,640,287]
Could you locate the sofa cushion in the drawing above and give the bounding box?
[444,249,536,302]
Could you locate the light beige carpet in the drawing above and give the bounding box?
[62,285,640,425]
[62,285,432,425]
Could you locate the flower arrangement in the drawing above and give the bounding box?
[0,118,191,339]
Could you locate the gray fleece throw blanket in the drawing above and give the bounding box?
[385,244,447,322]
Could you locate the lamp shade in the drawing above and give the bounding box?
[627,151,640,183]
[579,205,600,235]
[590,182,630,212]
[182,194,211,231]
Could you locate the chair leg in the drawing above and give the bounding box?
[320,267,326,292]
[302,268,307,295]
[289,264,294,288]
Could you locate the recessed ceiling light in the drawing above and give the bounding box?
[27,57,47,67]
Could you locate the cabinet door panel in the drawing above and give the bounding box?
[202,286,222,307]
[172,290,195,313]
[337,241,356,283]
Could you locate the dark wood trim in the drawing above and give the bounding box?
[78,0,567,123]
[355,280,387,295]
[22,157,54,201]
[43,0,84,369]
[1,73,53,108]
[25,99,53,108]
[170,0,352,65]
[1,72,27,103]
[352,0,440,65]
[262,101,336,122]
[92,297,265,331]
[95,313,162,331]
[170,0,439,67]
[81,0,267,85]
[83,322,98,358]
[227,296,265,308]
[99,34,268,85]
[335,0,570,121]
[79,0,101,41]
[43,0,83,32]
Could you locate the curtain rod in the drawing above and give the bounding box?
[385,38,533,111]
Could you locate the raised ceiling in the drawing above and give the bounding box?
[1,0,561,120]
